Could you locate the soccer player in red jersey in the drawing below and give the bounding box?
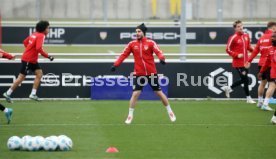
[3,20,54,103]
[223,20,255,103]
[0,49,14,123]
[245,21,276,110]
[110,23,176,124]
[258,33,276,122]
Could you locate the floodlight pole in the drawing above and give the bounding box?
[249,0,253,21]
[89,0,94,21]
[180,0,187,61]
[36,0,41,21]
[103,0,108,22]
[217,0,223,22]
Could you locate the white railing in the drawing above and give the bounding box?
[0,58,260,63]
[1,53,260,63]
[2,21,267,26]
[10,52,261,58]
[10,53,229,57]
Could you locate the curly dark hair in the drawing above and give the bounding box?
[36,20,50,33]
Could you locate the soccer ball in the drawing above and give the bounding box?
[48,135,58,143]
[24,136,45,151]
[34,136,45,150]
[25,137,41,151]
[21,136,40,151]
[43,136,58,151]
[57,135,73,151]
[7,136,22,150]
[21,135,32,151]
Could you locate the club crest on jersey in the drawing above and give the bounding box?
[144,45,149,50]
[209,32,217,40]
[99,32,107,40]
[134,45,139,50]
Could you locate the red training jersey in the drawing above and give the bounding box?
[114,37,165,76]
[226,32,253,68]
[260,46,276,78]
[248,29,274,66]
[21,32,49,64]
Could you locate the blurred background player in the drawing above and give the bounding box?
[3,20,54,103]
[170,0,181,20]
[270,33,276,124]
[149,0,159,19]
[110,23,176,124]
[223,20,255,103]
[258,33,276,119]
[245,21,276,110]
[0,49,15,123]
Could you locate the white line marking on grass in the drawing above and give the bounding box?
[0,123,275,127]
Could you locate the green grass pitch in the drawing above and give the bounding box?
[1,45,227,59]
[2,45,226,53]
[0,100,275,159]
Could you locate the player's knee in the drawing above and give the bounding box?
[132,91,141,98]
[17,74,26,81]
[37,74,43,79]
[269,82,276,88]
[36,70,43,79]
[260,80,267,87]
[154,91,163,97]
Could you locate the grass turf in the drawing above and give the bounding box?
[0,100,275,159]
[2,45,226,53]
[1,45,227,59]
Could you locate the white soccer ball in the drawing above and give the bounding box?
[7,136,22,150]
[43,137,58,151]
[57,135,73,151]
[34,136,45,150]
[21,135,32,151]
[25,137,41,151]
[49,136,59,143]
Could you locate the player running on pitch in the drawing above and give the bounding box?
[3,20,54,103]
[245,21,276,110]
[258,33,276,122]
[223,20,255,103]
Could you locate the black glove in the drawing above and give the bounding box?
[160,60,166,65]
[110,65,116,72]
[48,56,54,61]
